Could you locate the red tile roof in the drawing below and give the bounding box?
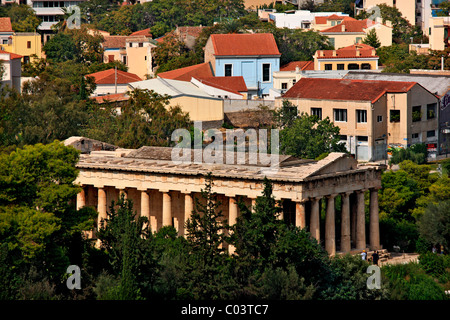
[280,61,314,71]
[210,33,281,56]
[103,36,128,48]
[0,50,23,60]
[157,62,214,81]
[283,78,417,103]
[321,19,375,33]
[314,15,355,25]
[93,92,129,104]
[316,44,377,59]
[130,28,152,38]
[193,76,247,95]
[176,26,205,38]
[86,68,142,84]
[0,17,12,32]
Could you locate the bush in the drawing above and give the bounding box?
[419,252,446,278]
[389,144,427,165]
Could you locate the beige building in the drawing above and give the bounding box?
[313,44,379,71]
[103,35,157,80]
[428,16,450,51]
[278,78,439,161]
[68,136,384,256]
[319,17,393,49]
[128,77,224,127]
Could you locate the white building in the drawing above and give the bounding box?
[0,50,22,92]
[267,10,349,29]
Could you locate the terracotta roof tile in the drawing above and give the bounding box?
[316,44,377,59]
[103,36,128,48]
[176,26,205,38]
[321,19,372,33]
[193,76,247,95]
[210,33,280,56]
[93,92,129,104]
[157,62,214,81]
[314,15,355,25]
[283,78,417,103]
[86,68,142,84]
[130,28,152,37]
[280,61,314,71]
[0,17,12,32]
[0,49,22,60]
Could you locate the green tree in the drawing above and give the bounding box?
[418,200,450,251]
[96,194,155,300]
[363,28,381,49]
[43,33,79,62]
[83,88,191,149]
[185,173,233,299]
[7,4,41,32]
[279,112,347,160]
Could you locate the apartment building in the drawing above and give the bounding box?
[278,78,439,161]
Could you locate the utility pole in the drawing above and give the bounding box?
[114,66,117,94]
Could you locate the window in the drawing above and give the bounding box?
[224,64,232,77]
[377,115,383,122]
[138,42,143,47]
[329,38,335,48]
[361,63,371,70]
[390,110,400,122]
[334,109,347,122]
[356,37,362,44]
[357,136,368,142]
[340,135,347,141]
[412,106,422,122]
[27,41,31,49]
[356,110,367,123]
[427,103,436,119]
[412,133,419,139]
[123,55,127,65]
[427,130,436,138]
[292,79,296,85]
[281,82,288,90]
[129,42,133,47]
[337,64,345,70]
[348,63,360,70]
[325,64,332,70]
[262,63,271,82]
[311,108,322,120]
[2,39,7,45]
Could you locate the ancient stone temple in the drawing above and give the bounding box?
[67,137,384,256]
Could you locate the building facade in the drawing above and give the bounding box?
[313,44,379,71]
[278,78,439,161]
[68,137,384,256]
[204,33,281,98]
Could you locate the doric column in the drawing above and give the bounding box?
[310,197,320,242]
[356,189,366,250]
[229,197,238,226]
[250,197,256,213]
[184,192,194,232]
[140,190,150,227]
[295,200,306,229]
[369,188,381,250]
[351,193,357,247]
[340,192,351,253]
[97,187,107,228]
[76,187,86,210]
[325,194,336,256]
[276,200,284,220]
[162,191,172,227]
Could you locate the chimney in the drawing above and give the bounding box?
[332,50,337,57]
[356,50,360,57]
[295,66,300,73]
[341,24,345,32]
[320,50,324,57]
